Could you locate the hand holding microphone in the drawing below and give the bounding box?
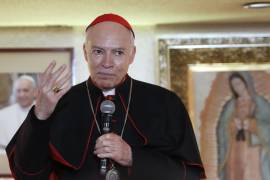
[99,100,115,175]
[94,99,133,175]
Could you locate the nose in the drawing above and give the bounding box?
[102,53,113,68]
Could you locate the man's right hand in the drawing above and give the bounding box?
[34,61,72,120]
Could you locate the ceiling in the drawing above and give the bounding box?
[0,0,269,27]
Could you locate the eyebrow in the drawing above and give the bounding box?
[112,48,125,51]
[91,46,104,50]
[91,46,127,51]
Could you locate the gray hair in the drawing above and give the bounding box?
[13,75,36,91]
[8,75,36,104]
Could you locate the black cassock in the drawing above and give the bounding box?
[6,76,206,180]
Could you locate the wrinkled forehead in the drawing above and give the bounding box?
[85,22,134,47]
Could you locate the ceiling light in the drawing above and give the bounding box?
[243,2,270,9]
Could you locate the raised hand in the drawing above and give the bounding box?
[34,61,72,120]
[94,133,132,167]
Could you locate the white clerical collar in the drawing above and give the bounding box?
[102,88,115,96]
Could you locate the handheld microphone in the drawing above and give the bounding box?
[99,100,115,175]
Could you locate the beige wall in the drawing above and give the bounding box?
[0,24,269,86]
[0,27,87,85]
[0,26,157,85]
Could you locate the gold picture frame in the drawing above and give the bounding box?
[159,37,270,107]
[158,37,270,180]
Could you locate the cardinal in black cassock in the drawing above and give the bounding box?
[6,76,205,180]
[6,13,205,180]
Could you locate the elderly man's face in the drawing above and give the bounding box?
[84,22,136,90]
[16,79,35,108]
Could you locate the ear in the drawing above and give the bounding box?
[129,46,136,65]
[83,43,88,62]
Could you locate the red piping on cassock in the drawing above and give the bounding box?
[49,97,102,170]
[119,93,148,145]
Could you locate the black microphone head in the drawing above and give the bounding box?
[100,100,115,114]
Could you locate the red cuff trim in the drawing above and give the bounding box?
[182,161,187,180]
[184,161,206,178]
[15,163,50,176]
[7,146,17,179]
[49,171,58,180]
[7,146,50,177]
[185,161,204,168]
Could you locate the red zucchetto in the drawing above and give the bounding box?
[85,13,135,38]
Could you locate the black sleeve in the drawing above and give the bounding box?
[129,92,205,180]
[6,107,53,180]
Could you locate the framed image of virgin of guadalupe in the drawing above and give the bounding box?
[188,64,270,180]
[158,37,270,179]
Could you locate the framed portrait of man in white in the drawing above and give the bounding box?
[0,48,73,178]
